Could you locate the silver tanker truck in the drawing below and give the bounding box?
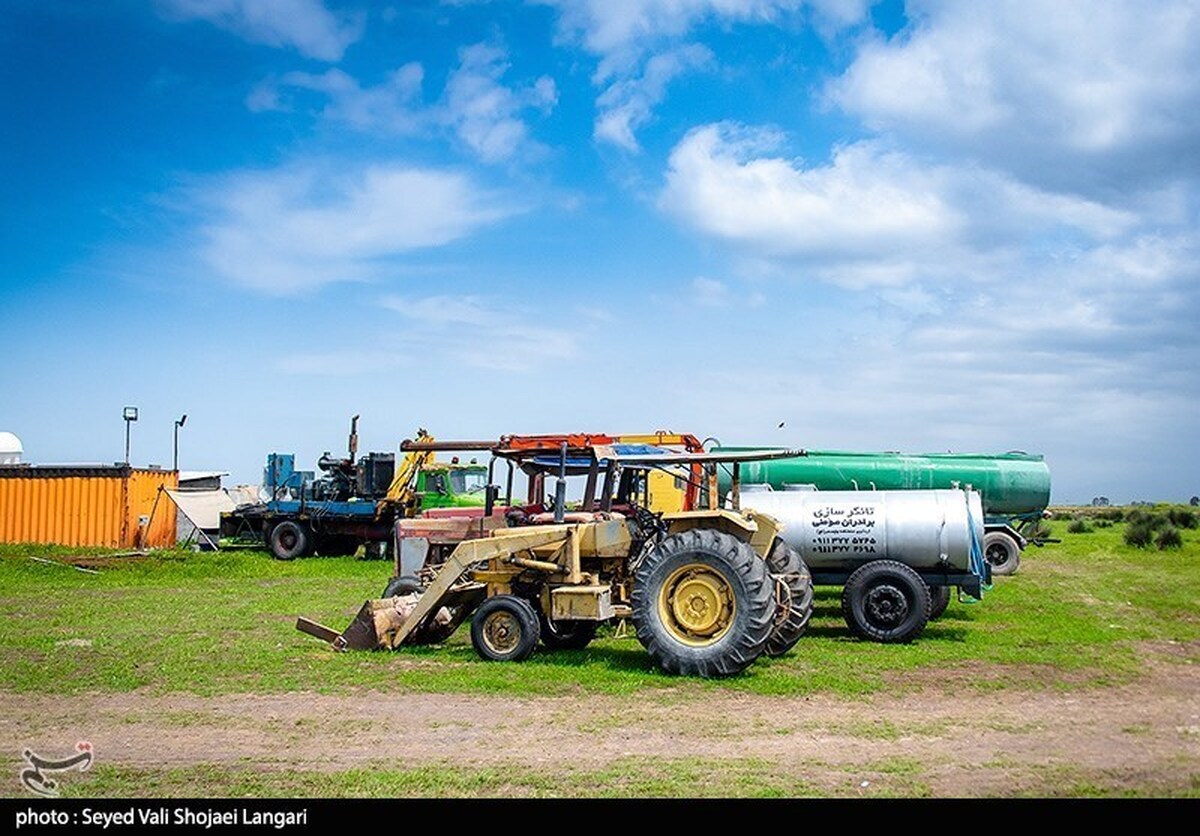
[736,486,990,643]
[716,448,1052,576]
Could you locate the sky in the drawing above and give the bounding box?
[1,0,1198,503]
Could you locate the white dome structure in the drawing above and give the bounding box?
[0,431,23,465]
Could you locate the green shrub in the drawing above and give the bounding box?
[1125,510,1167,530]
[1094,519,1113,528]
[1066,519,1092,534]
[1155,527,1184,550]
[1096,508,1124,522]
[1167,508,1197,530]
[1124,520,1155,548]
[1124,509,1148,526]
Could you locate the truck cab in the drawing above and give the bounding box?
[416,463,489,510]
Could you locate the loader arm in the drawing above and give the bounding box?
[385,429,435,507]
[385,527,575,648]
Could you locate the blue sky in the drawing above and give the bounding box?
[2,0,1198,503]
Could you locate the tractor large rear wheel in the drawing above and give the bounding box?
[632,529,775,677]
[763,540,814,657]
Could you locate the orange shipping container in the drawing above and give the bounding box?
[0,466,178,549]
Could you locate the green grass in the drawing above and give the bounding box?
[1,521,1198,698]
[56,757,822,799]
[58,755,1198,799]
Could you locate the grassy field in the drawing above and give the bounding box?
[1,515,1198,699]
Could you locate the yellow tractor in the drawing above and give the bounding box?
[298,437,813,677]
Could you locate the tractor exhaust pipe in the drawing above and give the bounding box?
[553,442,567,523]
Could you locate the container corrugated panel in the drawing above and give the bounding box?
[0,467,178,548]
[127,469,177,548]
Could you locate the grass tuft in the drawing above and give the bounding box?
[1155,527,1184,550]
[1167,509,1198,530]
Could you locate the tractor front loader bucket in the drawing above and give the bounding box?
[295,596,417,651]
[296,526,575,651]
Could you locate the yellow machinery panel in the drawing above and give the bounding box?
[646,469,686,513]
[551,585,615,621]
[578,518,633,557]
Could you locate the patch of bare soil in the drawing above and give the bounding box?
[2,657,1197,797]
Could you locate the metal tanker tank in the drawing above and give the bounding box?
[738,487,985,575]
[716,449,1050,524]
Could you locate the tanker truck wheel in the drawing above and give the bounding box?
[268,521,310,560]
[842,561,931,643]
[632,529,775,677]
[763,540,814,657]
[984,532,1021,576]
[928,585,952,620]
[471,595,541,662]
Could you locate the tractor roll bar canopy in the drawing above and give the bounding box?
[400,434,806,513]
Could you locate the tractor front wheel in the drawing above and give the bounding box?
[632,528,775,677]
[471,595,541,662]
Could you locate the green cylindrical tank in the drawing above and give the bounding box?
[714,449,1051,523]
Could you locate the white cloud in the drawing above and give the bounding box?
[594,44,713,151]
[662,124,956,263]
[380,294,495,326]
[691,277,766,307]
[195,162,517,293]
[245,81,284,113]
[247,42,555,163]
[692,277,731,306]
[541,0,868,151]
[159,0,364,61]
[828,0,1200,199]
[443,42,558,163]
[542,0,805,60]
[381,294,579,372]
[660,122,1136,286]
[252,65,426,132]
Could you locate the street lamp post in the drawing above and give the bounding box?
[123,406,139,465]
[173,414,187,471]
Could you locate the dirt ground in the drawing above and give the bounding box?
[3,656,1198,797]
